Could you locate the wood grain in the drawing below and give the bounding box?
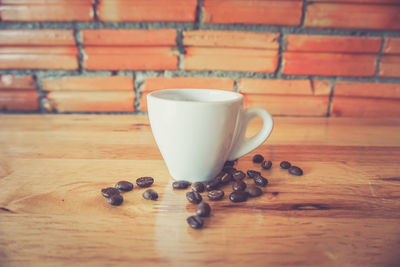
[1,115,400,266]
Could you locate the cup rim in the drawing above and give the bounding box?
[147,88,243,105]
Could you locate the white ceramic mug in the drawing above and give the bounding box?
[147,89,273,182]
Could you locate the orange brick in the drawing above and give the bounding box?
[383,38,400,54]
[140,77,235,111]
[305,3,400,30]
[184,31,279,49]
[332,97,400,117]
[238,79,331,95]
[0,30,75,46]
[98,0,197,22]
[285,35,381,53]
[203,0,303,26]
[0,75,38,111]
[43,76,133,91]
[0,0,93,21]
[0,75,35,90]
[184,47,278,72]
[311,0,400,3]
[335,81,400,99]
[379,55,400,78]
[282,52,377,76]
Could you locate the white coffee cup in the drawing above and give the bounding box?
[147,89,273,182]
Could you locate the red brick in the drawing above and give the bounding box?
[0,0,93,21]
[0,30,75,46]
[332,97,400,117]
[282,52,377,76]
[379,55,400,78]
[140,77,235,111]
[0,75,38,111]
[184,31,279,49]
[238,79,331,95]
[203,0,303,26]
[305,3,400,30]
[42,76,133,91]
[0,75,35,90]
[335,81,400,99]
[98,0,197,22]
[285,35,382,53]
[384,38,400,54]
[311,0,400,3]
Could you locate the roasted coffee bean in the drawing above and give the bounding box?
[280,161,291,169]
[253,154,264,163]
[247,170,261,179]
[205,179,220,191]
[218,172,232,185]
[261,160,272,170]
[191,182,205,193]
[172,180,191,189]
[101,187,120,198]
[232,180,247,191]
[108,194,123,206]
[208,190,224,201]
[232,170,246,181]
[229,191,248,203]
[142,189,158,200]
[289,166,303,176]
[187,215,204,229]
[115,181,134,192]
[222,166,237,175]
[186,191,202,204]
[196,202,211,217]
[245,186,263,197]
[254,175,269,187]
[224,160,235,167]
[136,177,154,188]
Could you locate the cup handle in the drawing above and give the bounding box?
[227,107,274,160]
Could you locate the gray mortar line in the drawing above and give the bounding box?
[176,30,185,71]
[374,37,386,77]
[33,73,46,113]
[73,29,85,73]
[327,79,336,117]
[275,33,285,78]
[194,0,204,30]
[299,0,309,28]
[133,72,147,112]
[233,78,239,93]
[93,0,99,21]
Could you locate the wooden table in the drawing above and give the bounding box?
[1,115,400,267]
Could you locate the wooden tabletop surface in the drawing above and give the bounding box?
[1,115,400,267]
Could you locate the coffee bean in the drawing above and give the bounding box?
[108,194,123,206]
[115,181,134,192]
[101,187,120,198]
[224,160,235,167]
[245,186,263,197]
[186,191,202,204]
[289,166,303,176]
[205,179,220,191]
[172,180,191,189]
[196,202,211,217]
[261,160,272,170]
[253,154,264,163]
[187,215,204,229]
[208,190,224,201]
[247,170,261,179]
[136,177,154,188]
[142,189,158,200]
[254,175,269,187]
[232,170,246,181]
[232,180,247,191]
[222,166,237,175]
[218,172,232,185]
[280,161,291,169]
[191,182,205,193]
[229,191,248,203]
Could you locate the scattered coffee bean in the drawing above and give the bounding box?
[172,180,191,189]
[253,154,264,163]
[280,161,291,169]
[218,172,232,185]
[208,190,224,201]
[136,177,154,188]
[232,180,247,191]
[254,175,269,187]
[186,191,202,204]
[108,194,123,206]
[187,215,204,229]
[232,170,246,181]
[224,160,235,167]
[222,166,237,175]
[142,189,158,200]
[245,186,263,197]
[196,202,211,217]
[115,181,134,192]
[229,191,248,203]
[205,179,220,191]
[289,166,303,176]
[101,187,120,198]
[247,170,261,179]
[191,182,205,193]
[261,160,272,170]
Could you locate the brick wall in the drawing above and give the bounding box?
[1,0,400,117]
